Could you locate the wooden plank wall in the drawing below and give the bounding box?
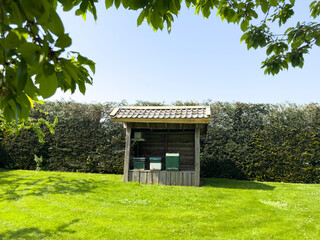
[135,131,195,171]
[137,132,165,170]
[128,170,197,186]
[167,132,194,171]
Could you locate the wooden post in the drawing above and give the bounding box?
[194,126,200,187]
[124,123,131,182]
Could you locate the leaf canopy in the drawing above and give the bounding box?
[0,0,319,123]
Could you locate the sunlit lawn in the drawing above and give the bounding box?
[0,169,319,239]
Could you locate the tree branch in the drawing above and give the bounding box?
[16,0,43,46]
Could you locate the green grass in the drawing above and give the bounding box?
[0,169,319,239]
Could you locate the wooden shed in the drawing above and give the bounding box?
[110,106,210,187]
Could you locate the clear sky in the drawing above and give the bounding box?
[49,2,320,105]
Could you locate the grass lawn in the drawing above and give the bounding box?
[0,169,319,239]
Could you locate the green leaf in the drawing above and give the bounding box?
[55,34,72,48]
[24,77,38,99]
[44,32,55,44]
[174,0,181,10]
[16,93,31,119]
[3,105,15,122]
[81,12,87,21]
[43,62,55,76]
[6,30,26,49]
[185,0,191,8]
[18,43,43,66]
[75,8,84,17]
[261,0,269,14]
[61,59,80,82]
[122,0,129,9]
[21,0,48,21]
[241,20,249,32]
[105,0,114,9]
[61,0,74,11]
[9,1,23,26]
[78,81,86,94]
[165,15,172,33]
[80,0,88,13]
[240,32,248,43]
[266,44,274,55]
[71,79,76,93]
[77,54,96,74]
[15,101,22,115]
[6,68,17,88]
[114,0,120,9]
[202,7,211,18]
[268,0,278,7]
[16,59,28,92]
[251,11,258,19]
[47,9,65,36]
[291,39,303,49]
[37,73,59,99]
[151,12,161,29]
[137,9,146,26]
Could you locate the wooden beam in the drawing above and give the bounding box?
[123,124,131,182]
[110,107,119,117]
[205,107,211,118]
[194,126,201,187]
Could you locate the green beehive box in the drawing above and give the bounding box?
[166,153,179,171]
[133,157,145,170]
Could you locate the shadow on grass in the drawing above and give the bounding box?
[202,178,275,190]
[0,169,107,201]
[0,219,79,240]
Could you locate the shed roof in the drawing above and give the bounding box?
[110,106,211,124]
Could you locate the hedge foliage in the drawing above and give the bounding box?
[0,102,125,174]
[201,102,320,183]
[1,101,320,183]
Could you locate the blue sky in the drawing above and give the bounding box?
[49,2,320,105]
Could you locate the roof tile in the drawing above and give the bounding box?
[110,106,211,121]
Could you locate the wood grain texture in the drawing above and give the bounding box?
[123,124,131,182]
[152,171,159,184]
[147,172,153,184]
[140,172,147,184]
[128,170,197,186]
[170,172,176,186]
[128,171,133,182]
[176,172,182,186]
[166,172,171,185]
[133,170,139,182]
[159,172,166,185]
[194,127,201,187]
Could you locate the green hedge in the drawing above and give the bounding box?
[0,102,125,174]
[201,102,320,183]
[1,101,320,183]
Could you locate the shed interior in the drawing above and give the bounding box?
[130,128,195,171]
[128,122,206,171]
